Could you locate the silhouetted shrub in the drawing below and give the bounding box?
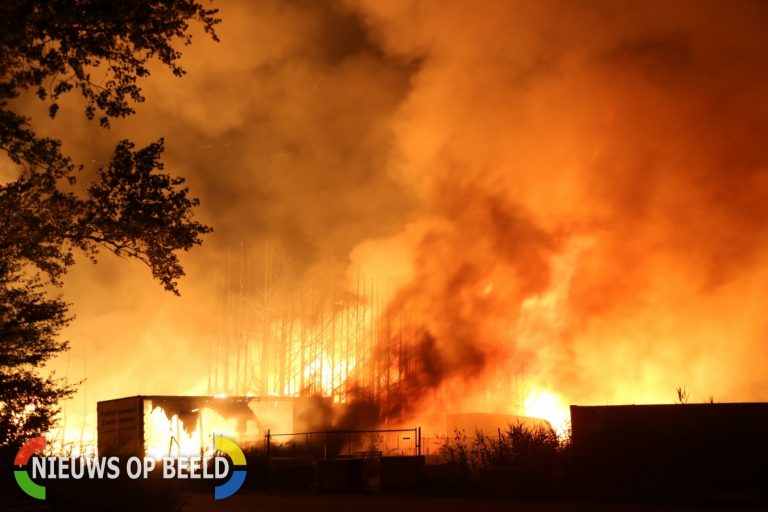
[432,422,570,498]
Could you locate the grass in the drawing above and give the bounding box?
[427,422,570,498]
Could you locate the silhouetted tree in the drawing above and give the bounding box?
[0,260,72,448]
[0,0,219,449]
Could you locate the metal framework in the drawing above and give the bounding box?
[207,242,525,416]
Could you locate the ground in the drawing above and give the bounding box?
[3,488,759,511]
[181,492,755,512]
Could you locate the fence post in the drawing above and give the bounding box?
[266,429,271,489]
[417,427,422,456]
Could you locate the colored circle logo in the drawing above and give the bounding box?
[213,436,247,500]
[14,436,46,500]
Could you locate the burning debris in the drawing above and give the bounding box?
[45,0,768,455]
[97,395,331,458]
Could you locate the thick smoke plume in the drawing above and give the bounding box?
[345,0,768,423]
[15,0,768,439]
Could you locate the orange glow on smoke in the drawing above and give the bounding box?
[44,1,768,453]
[523,389,570,438]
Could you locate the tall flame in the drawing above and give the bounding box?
[523,389,570,438]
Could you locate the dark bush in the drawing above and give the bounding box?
[431,422,570,498]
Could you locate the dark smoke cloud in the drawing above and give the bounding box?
[23,0,416,437]
[343,0,768,420]
[10,0,768,438]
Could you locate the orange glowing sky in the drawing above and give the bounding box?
[10,0,768,445]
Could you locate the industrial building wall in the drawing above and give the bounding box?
[97,396,144,458]
[570,403,768,500]
[97,395,334,458]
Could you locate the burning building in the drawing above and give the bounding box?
[46,1,768,460]
[97,395,331,458]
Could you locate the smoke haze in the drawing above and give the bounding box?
[347,0,768,414]
[17,0,768,438]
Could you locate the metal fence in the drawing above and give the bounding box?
[265,427,422,459]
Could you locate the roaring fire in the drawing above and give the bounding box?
[523,389,570,438]
[302,352,357,399]
[145,407,206,458]
[36,0,768,470]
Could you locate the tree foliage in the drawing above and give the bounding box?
[0,0,219,449]
[0,260,73,448]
